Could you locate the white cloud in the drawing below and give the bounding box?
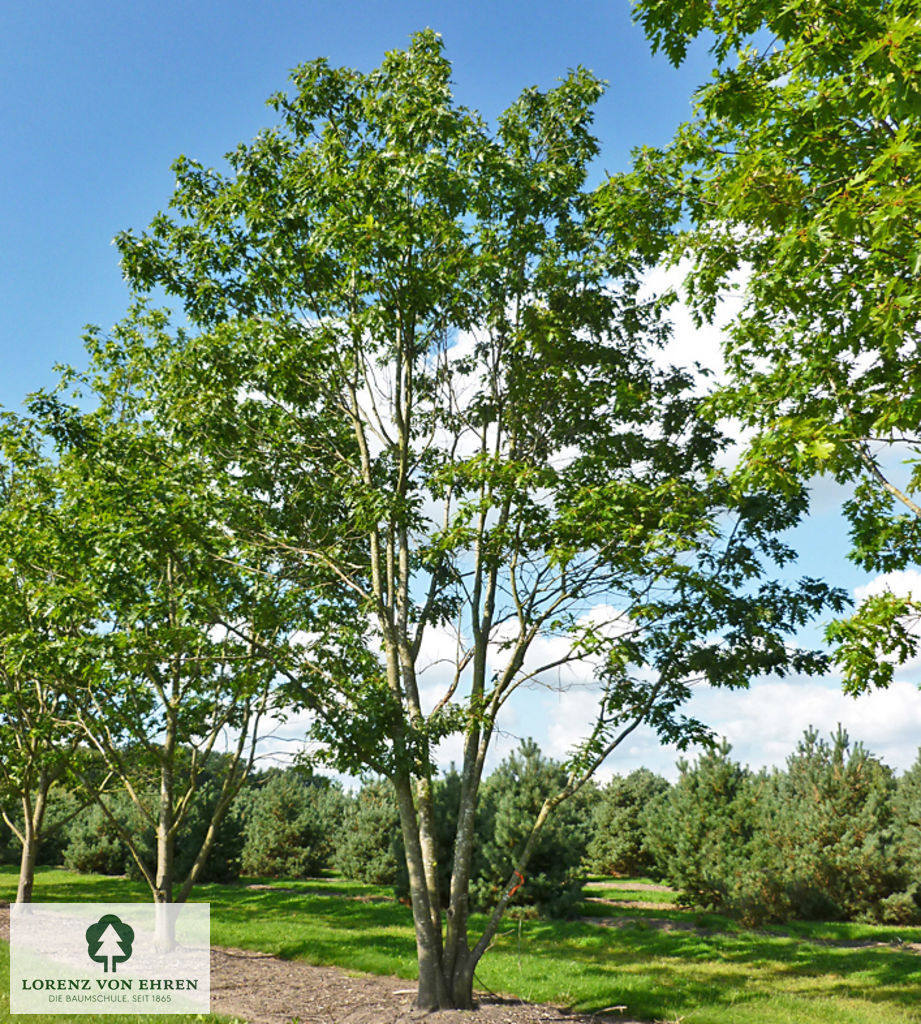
[640,257,742,386]
[524,675,921,783]
[416,622,469,714]
[700,679,921,774]
[680,677,921,778]
[855,569,921,604]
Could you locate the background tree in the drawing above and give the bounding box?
[883,748,921,922]
[642,741,754,911]
[645,729,900,924]
[241,768,346,879]
[62,792,136,877]
[0,419,96,902]
[30,307,288,907]
[335,779,407,891]
[59,751,248,885]
[754,726,898,922]
[472,739,592,918]
[0,812,17,865]
[115,32,844,1008]
[629,0,921,691]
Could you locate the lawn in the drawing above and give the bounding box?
[2,865,920,1023]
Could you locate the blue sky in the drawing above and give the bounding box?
[0,0,712,409]
[3,0,918,778]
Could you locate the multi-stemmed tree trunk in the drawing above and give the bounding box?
[115,32,844,1008]
[75,676,269,910]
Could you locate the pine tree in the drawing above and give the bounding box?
[757,727,897,921]
[472,741,591,918]
[642,741,753,911]
[335,780,407,893]
[241,769,345,879]
[883,749,921,923]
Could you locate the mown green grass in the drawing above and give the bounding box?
[2,865,921,1023]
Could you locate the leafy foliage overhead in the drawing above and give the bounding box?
[629,0,921,690]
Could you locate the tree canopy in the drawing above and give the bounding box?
[0,419,91,902]
[22,306,287,905]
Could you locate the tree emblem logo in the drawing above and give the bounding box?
[85,914,135,973]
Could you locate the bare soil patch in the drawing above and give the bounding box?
[580,913,705,935]
[585,896,674,912]
[208,944,640,1024]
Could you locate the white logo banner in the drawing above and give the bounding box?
[10,903,210,1014]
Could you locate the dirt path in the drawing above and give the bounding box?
[585,896,675,912]
[208,944,639,1024]
[1,905,640,1024]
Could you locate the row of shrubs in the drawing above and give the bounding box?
[0,739,591,918]
[4,727,921,925]
[644,728,921,925]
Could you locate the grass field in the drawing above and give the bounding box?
[2,865,921,1023]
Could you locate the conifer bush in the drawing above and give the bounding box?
[586,768,669,877]
[471,740,592,918]
[642,741,754,911]
[127,773,246,885]
[0,787,85,869]
[240,768,345,879]
[335,779,407,891]
[883,750,921,923]
[33,788,85,866]
[64,759,246,883]
[646,730,901,924]
[63,793,135,876]
[746,727,898,922]
[432,766,462,904]
[0,812,14,863]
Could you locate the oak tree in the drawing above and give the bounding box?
[116,32,843,1007]
[28,306,286,908]
[0,421,92,903]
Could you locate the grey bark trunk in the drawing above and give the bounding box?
[16,818,38,905]
[392,772,451,1010]
[16,778,50,904]
[449,949,477,1009]
[154,743,177,950]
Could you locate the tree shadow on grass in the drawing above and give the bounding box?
[499,920,921,1018]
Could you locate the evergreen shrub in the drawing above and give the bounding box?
[240,768,345,879]
[645,729,902,924]
[471,739,591,918]
[335,779,407,892]
[587,768,669,877]
[642,740,753,912]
